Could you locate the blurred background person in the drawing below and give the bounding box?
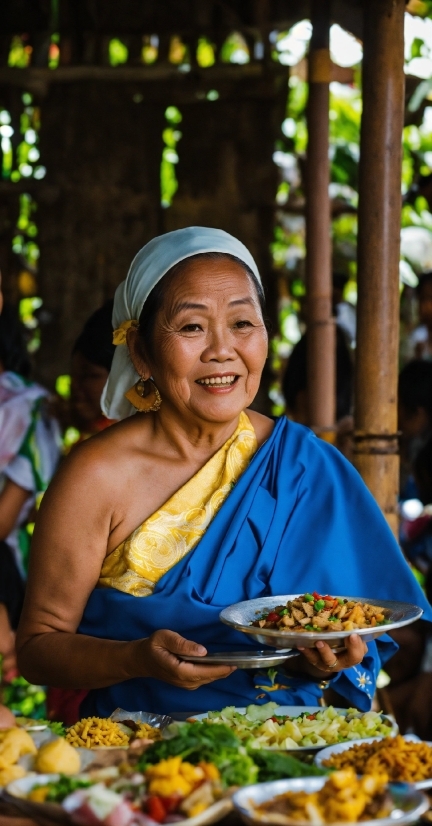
[0,289,61,681]
[68,299,116,441]
[382,363,432,740]
[407,272,432,361]
[47,299,116,724]
[282,326,354,458]
[398,360,432,501]
[400,436,432,578]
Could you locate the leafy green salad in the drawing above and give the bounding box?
[138,721,327,787]
[202,703,394,749]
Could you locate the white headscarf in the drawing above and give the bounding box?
[101,227,262,420]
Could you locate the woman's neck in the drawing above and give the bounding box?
[148,407,245,462]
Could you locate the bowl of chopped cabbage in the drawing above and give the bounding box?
[189,704,397,751]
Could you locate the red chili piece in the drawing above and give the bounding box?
[147,796,167,822]
[267,612,280,623]
[160,796,182,814]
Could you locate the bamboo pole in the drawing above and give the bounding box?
[305,0,336,437]
[354,0,405,536]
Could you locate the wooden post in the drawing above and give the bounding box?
[305,0,335,437]
[354,0,405,536]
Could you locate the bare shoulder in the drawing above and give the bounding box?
[41,416,153,515]
[246,409,275,446]
[61,416,152,476]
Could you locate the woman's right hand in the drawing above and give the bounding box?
[139,630,236,690]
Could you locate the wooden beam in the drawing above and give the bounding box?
[305,0,335,436]
[0,63,271,85]
[354,0,405,536]
[0,63,287,104]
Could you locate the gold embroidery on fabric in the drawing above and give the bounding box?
[99,411,257,597]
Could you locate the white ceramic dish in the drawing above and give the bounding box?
[220,596,423,649]
[188,706,398,751]
[232,776,429,826]
[314,735,432,790]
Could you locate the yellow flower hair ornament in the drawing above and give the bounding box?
[112,319,138,345]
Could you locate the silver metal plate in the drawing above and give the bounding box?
[220,595,424,649]
[232,776,429,826]
[179,649,298,669]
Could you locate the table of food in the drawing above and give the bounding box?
[0,593,430,826]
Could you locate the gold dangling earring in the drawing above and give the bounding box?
[125,377,162,412]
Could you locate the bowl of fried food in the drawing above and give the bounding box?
[315,735,432,790]
[232,769,429,826]
[220,594,423,648]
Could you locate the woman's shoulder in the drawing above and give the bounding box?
[58,416,150,481]
[246,409,275,446]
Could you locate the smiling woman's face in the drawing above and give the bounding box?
[130,256,268,424]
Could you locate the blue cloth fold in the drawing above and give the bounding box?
[79,417,432,716]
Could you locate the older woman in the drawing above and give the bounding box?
[17,228,431,717]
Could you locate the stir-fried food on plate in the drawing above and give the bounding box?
[251,593,390,633]
[322,735,432,783]
[252,770,392,824]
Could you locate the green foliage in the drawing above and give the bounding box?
[1,676,46,718]
[161,108,182,207]
[197,38,215,68]
[8,36,31,68]
[49,33,60,69]
[286,78,308,153]
[220,32,250,64]
[64,426,81,448]
[108,39,128,67]
[56,374,71,399]
[165,106,182,124]
[141,36,158,64]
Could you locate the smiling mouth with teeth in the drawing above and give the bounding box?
[196,375,238,386]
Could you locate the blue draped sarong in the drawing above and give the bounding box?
[79,417,432,716]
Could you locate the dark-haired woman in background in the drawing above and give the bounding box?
[68,300,116,442]
[282,326,354,459]
[0,292,61,679]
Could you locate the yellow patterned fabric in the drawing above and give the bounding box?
[99,411,257,596]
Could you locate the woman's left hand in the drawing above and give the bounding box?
[297,634,368,676]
